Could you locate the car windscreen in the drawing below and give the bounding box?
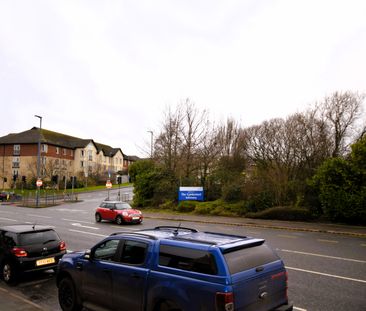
[19,230,59,246]
[115,203,132,210]
[223,244,279,274]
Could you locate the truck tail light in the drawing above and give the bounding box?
[59,240,66,251]
[216,292,234,311]
[11,247,28,257]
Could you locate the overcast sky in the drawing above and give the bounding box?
[1,0,365,157]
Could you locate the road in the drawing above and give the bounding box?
[0,188,365,311]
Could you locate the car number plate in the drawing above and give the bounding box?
[36,257,55,266]
[132,217,140,220]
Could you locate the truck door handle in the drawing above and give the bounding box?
[76,262,83,270]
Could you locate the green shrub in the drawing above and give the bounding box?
[158,200,176,210]
[176,201,196,213]
[193,200,246,216]
[246,206,313,221]
[194,202,217,214]
[222,183,243,202]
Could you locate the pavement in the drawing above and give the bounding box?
[1,212,365,310]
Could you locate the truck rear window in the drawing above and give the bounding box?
[223,244,279,274]
[159,244,218,275]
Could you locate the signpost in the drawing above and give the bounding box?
[178,186,204,201]
[36,179,42,207]
[106,180,112,200]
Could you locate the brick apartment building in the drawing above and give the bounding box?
[0,127,139,190]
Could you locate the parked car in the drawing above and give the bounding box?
[0,224,67,284]
[0,191,7,201]
[0,191,21,202]
[95,200,143,225]
[57,226,292,311]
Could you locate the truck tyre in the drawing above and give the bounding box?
[58,277,82,311]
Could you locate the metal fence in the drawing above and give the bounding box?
[2,192,79,207]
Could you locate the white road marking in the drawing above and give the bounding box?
[278,234,297,239]
[286,266,366,283]
[317,239,338,243]
[0,217,17,222]
[71,223,99,230]
[69,229,107,238]
[293,307,307,311]
[63,218,94,224]
[27,214,52,218]
[55,208,87,213]
[110,225,137,230]
[280,249,366,263]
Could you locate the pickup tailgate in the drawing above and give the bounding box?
[223,243,289,311]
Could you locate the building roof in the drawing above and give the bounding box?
[0,127,140,160]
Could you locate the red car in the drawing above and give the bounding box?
[95,201,143,225]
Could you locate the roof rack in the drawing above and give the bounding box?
[153,226,198,232]
[109,231,158,240]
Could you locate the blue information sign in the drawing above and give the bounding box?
[178,187,204,201]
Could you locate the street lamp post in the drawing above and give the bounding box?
[35,115,42,207]
[147,130,153,158]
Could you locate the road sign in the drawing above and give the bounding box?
[36,179,43,187]
[178,186,204,201]
[106,180,112,188]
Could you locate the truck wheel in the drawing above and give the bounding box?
[116,215,123,225]
[95,213,102,222]
[58,277,82,311]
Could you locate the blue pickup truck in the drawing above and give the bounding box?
[57,226,293,311]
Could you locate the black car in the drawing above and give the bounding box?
[0,224,67,284]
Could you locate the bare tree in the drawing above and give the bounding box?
[180,99,208,179]
[316,91,365,157]
[154,105,183,173]
[196,119,221,189]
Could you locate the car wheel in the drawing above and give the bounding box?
[1,261,18,285]
[116,215,123,225]
[95,213,102,222]
[58,277,82,311]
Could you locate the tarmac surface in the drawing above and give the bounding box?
[1,212,365,310]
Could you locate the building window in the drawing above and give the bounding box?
[56,147,60,154]
[81,150,84,157]
[81,161,84,168]
[63,148,67,155]
[88,150,93,161]
[41,144,48,153]
[13,145,20,155]
[12,157,20,168]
